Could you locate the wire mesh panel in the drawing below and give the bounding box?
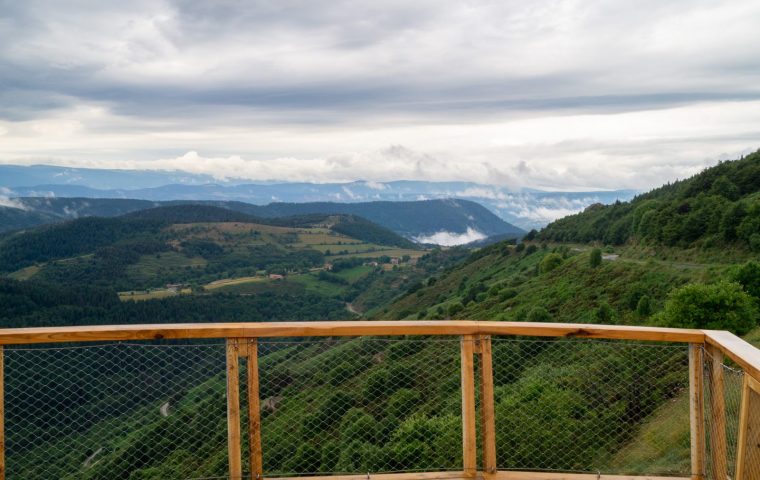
[704,350,744,480]
[4,341,228,480]
[255,337,462,477]
[735,375,760,480]
[490,337,690,476]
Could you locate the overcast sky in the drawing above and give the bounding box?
[1,0,759,190]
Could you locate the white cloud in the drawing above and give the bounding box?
[413,227,487,246]
[0,187,27,209]
[363,181,387,190]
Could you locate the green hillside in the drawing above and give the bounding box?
[539,150,760,250]
[0,206,419,291]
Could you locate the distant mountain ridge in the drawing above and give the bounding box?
[0,164,637,229]
[0,197,523,242]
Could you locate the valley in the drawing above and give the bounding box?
[0,152,759,478]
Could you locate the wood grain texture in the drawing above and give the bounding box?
[226,339,243,480]
[706,344,728,480]
[266,472,470,480]
[246,339,263,479]
[0,321,705,345]
[266,473,689,480]
[487,472,691,480]
[689,344,705,480]
[704,330,760,382]
[478,335,497,474]
[460,335,477,477]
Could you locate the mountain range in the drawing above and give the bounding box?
[0,164,637,230]
[0,197,523,244]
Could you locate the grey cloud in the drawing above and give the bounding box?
[1,0,760,190]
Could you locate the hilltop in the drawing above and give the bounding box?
[539,150,760,251]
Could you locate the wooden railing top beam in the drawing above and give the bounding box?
[0,320,704,345]
[704,330,760,382]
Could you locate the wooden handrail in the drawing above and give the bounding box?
[0,321,705,345]
[704,330,760,382]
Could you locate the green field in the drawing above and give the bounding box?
[333,265,374,282]
[119,288,191,301]
[127,251,207,278]
[8,264,41,280]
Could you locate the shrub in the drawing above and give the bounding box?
[362,369,390,402]
[589,248,602,268]
[733,261,760,301]
[328,361,362,386]
[526,244,538,255]
[387,388,421,418]
[499,288,518,302]
[539,253,563,274]
[595,302,615,323]
[287,443,321,473]
[448,302,464,317]
[389,364,416,391]
[340,408,378,443]
[320,441,341,472]
[526,307,551,323]
[636,295,652,317]
[655,281,758,334]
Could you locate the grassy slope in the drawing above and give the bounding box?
[376,243,731,323]
[374,241,758,474]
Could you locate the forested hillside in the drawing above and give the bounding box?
[539,150,760,249]
[0,197,523,240]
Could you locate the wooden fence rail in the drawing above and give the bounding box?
[1,321,760,480]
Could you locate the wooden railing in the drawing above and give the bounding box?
[0,321,759,480]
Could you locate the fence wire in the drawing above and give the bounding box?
[1,335,704,479]
[704,350,744,480]
[255,337,462,477]
[4,341,228,480]
[490,337,691,477]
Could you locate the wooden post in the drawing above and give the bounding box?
[736,374,760,480]
[477,335,497,474]
[227,339,243,480]
[689,343,705,480]
[0,346,5,480]
[247,339,263,479]
[707,344,728,480]
[461,335,477,477]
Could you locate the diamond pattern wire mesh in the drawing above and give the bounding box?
[1,335,708,479]
[4,341,228,480]
[490,337,691,476]
[704,350,744,480]
[254,337,462,477]
[739,387,760,480]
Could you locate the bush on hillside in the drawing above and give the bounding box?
[733,261,760,301]
[527,307,551,323]
[539,253,563,274]
[654,281,758,334]
[589,248,602,268]
[636,295,652,317]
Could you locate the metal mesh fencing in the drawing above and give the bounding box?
[254,337,462,477]
[2,335,704,479]
[490,337,691,477]
[704,349,744,480]
[4,341,228,480]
